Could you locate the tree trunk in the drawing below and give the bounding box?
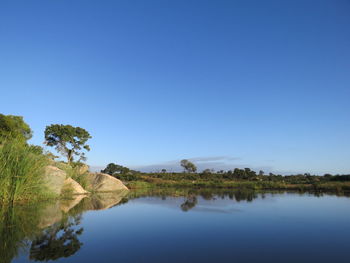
[67,150,73,164]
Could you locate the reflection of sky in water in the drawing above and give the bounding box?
[12,192,350,263]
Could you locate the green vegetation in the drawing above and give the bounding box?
[44,124,91,164]
[0,114,32,143]
[0,137,51,204]
[0,114,52,203]
[0,113,92,204]
[125,177,350,192]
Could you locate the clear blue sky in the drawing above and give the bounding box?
[1,0,349,174]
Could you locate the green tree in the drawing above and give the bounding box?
[180,159,197,173]
[44,124,91,164]
[202,169,212,175]
[0,114,32,143]
[101,163,130,175]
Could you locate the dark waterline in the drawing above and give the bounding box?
[2,190,350,263]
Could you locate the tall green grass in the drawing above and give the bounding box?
[0,138,50,203]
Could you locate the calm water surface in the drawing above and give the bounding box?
[1,189,350,263]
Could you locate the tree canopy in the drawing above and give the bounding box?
[0,114,32,143]
[180,159,197,173]
[101,163,131,175]
[44,124,91,164]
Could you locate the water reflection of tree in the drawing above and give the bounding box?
[129,188,261,204]
[29,215,83,261]
[232,190,257,202]
[179,190,259,212]
[180,196,198,212]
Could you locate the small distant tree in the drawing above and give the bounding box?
[101,163,130,175]
[0,114,32,143]
[324,173,333,180]
[180,159,197,173]
[244,168,256,179]
[202,169,212,175]
[161,169,167,173]
[44,124,91,164]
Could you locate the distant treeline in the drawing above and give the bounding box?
[101,162,350,184]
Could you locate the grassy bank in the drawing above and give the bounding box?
[126,176,350,193]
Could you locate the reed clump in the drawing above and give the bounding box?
[0,138,50,204]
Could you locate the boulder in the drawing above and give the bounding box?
[85,173,129,192]
[78,164,89,175]
[43,166,66,195]
[61,177,89,195]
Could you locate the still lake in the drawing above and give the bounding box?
[2,189,350,263]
